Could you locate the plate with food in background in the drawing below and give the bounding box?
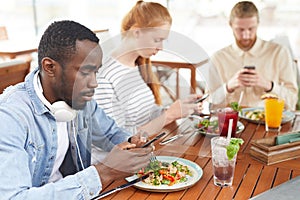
[193,117,245,137]
[239,107,295,124]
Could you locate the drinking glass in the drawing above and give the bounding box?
[217,108,239,137]
[264,98,284,132]
[211,137,237,187]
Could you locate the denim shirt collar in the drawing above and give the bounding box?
[25,68,53,118]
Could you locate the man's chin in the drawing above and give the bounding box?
[238,40,254,50]
[71,102,87,110]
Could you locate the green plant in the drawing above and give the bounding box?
[226,138,244,160]
[230,102,242,112]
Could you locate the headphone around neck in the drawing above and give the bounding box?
[34,72,77,122]
[49,101,77,122]
[39,95,77,122]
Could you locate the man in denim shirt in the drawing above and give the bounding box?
[0,20,152,199]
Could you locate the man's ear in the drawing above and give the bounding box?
[41,57,56,77]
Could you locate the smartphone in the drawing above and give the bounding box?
[141,132,166,148]
[194,93,209,104]
[244,66,255,70]
[243,66,256,74]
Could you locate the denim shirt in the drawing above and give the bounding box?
[0,69,131,200]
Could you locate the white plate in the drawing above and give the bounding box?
[239,107,295,124]
[125,156,203,192]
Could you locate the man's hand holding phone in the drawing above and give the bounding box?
[242,66,256,74]
[227,65,257,92]
[239,65,261,88]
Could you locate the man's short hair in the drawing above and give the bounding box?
[38,20,99,69]
[229,1,259,23]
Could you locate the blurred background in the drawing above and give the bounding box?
[1,0,299,102]
[1,0,299,57]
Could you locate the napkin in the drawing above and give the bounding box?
[276,132,300,145]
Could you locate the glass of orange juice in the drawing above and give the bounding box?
[264,98,284,132]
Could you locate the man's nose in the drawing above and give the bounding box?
[242,30,250,39]
[89,73,98,88]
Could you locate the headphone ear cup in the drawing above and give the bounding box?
[51,101,77,122]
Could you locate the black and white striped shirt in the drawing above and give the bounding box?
[94,57,162,133]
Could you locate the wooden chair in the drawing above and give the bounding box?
[0,26,8,40]
[93,29,117,53]
[93,29,109,34]
[0,26,8,61]
[93,29,110,42]
[153,65,178,102]
[0,26,35,62]
[0,59,30,93]
[294,59,300,110]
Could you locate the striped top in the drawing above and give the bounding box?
[94,57,162,133]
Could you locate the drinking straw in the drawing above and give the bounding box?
[238,91,244,106]
[265,122,269,132]
[227,119,233,142]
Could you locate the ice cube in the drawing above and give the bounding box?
[223,107,234,112]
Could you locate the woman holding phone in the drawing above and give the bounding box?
[94,1,202,135]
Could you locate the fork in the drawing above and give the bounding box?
[150,152,157,162]
[150,151,157,162]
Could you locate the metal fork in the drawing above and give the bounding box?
[150,151,157,162]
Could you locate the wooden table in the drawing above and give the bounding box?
[0,39,37,59]
[100,113,300,200]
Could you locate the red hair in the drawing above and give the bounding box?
[121,1,172,105]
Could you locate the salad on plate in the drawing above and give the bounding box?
[137,159,192,186]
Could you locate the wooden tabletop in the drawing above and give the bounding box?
[100,114,300,200]
[0,39,38,59]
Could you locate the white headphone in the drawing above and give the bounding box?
[34,72,77,122]
[47,101,77,122]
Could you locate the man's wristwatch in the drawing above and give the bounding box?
[265,81,274,93]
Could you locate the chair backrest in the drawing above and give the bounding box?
[0,59,30,93]
[294,60,300,110]
[271,35,300,110]
[0,26,8,40]
[93,29,110,43]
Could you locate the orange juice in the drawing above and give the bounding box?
[265,98,284,128]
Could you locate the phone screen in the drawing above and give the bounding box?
[243,66,255,74]
[244,66,255,70]
[141,132,166,148]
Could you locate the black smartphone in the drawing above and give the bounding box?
[194,93,209,104]
[243,66,256,74]
[141,132,166,148]
[244,66,255,70]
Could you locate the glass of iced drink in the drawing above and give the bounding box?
[217,108,239,137]
[211,137,237,187]
[264,98,284,132]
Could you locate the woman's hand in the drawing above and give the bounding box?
[165,94,203,124]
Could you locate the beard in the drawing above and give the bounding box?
[236,37,256,51]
